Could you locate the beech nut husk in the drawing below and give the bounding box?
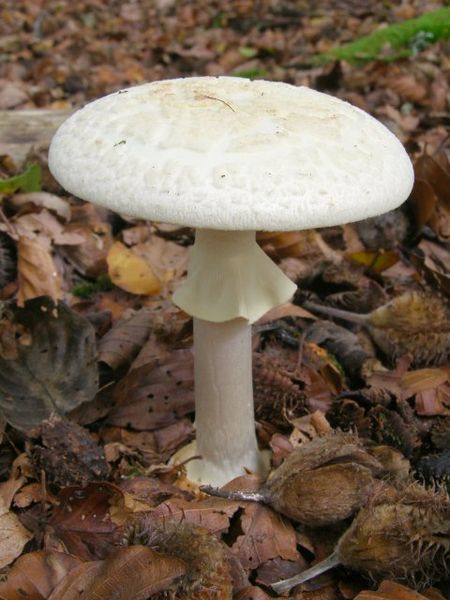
[263,432,382,526]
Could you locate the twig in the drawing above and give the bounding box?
[200,484,266,503]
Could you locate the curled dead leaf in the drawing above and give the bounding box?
[9,191,71,221]
[60,222,113,277]
[0,550,82,600]
[47,546,187,600]
[0,511,32,569]
[98,307,153,370]
[17,236,62,306]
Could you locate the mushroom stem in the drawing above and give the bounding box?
[186,317,264,486]
[172,228,296,485]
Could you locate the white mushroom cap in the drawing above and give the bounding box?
[49,77,414,231]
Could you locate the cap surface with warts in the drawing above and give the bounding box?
[49,76,414,231]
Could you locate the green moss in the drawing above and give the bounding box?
[72,274,113,298]
[233,67,270,79]
[315,7,450,64]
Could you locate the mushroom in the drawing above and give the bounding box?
[48,77,414,486]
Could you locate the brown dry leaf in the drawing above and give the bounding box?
[0,550,82,600]
[256,302,316,326]
[407,240,450,296]
[60,222,113,277]
[47,546,186,600]
[224,475,299,569]
[13,482,46,508]
[98,307,153,370]
[108,350,194,431]
[355,580,433,599]
[17,236,62,305]
[0,511,32,569]
[0,79,28,109]
[49,482,125,560]
[0,472,26,512]
[0,464,32,569]
[118,475,191,507]
[9,211,82,246]
[9,192,71,221]
[107,241,162,295]
[414,382,450,417]
[385,73,428,104]
[152,496,239,536]
[235,587,272,599]
[255,556,309,589]
[411,152,450,241]
[410,179,438,231]
[422,589,447,600]
[231,502,299,569]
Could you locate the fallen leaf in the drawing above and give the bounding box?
[47,546,186,600]
[0,297,98,431]
[49,482,124,560]
[255,556,308,588]
[355,580,434,599]
[346,250,399,273]
[13,482,46,508]
[60,222,113,277]
[0,511,32,569]
[108,350,194,431]
[151,496,239,536]
[0,550,82,600]
[11,210,83,245]
[0,80,28,109]
[17,236,62,306]
[9,191,71,221]
[98,307,153,370]
[407,240,450,295]
[107,241,161,295]
[129,235,188,294]
[234,587,272,600]
[0,164,41,195]
[224,475,299,569]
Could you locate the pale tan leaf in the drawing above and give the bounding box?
[0,511,32,569]
[0,550,81,600]
[17,236,62,306]
[10,192,71,221]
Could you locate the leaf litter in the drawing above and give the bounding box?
[0,0,449,598]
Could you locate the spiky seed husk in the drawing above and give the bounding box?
[126,518,234,599]
[264,432,382,526]
[337,483,450,587]
[367,292,450,367]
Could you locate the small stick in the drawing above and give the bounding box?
[271,551,341,594]
[303,301,367,325]
[200,484,267,504]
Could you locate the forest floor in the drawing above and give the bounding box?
[0,1,449,599]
